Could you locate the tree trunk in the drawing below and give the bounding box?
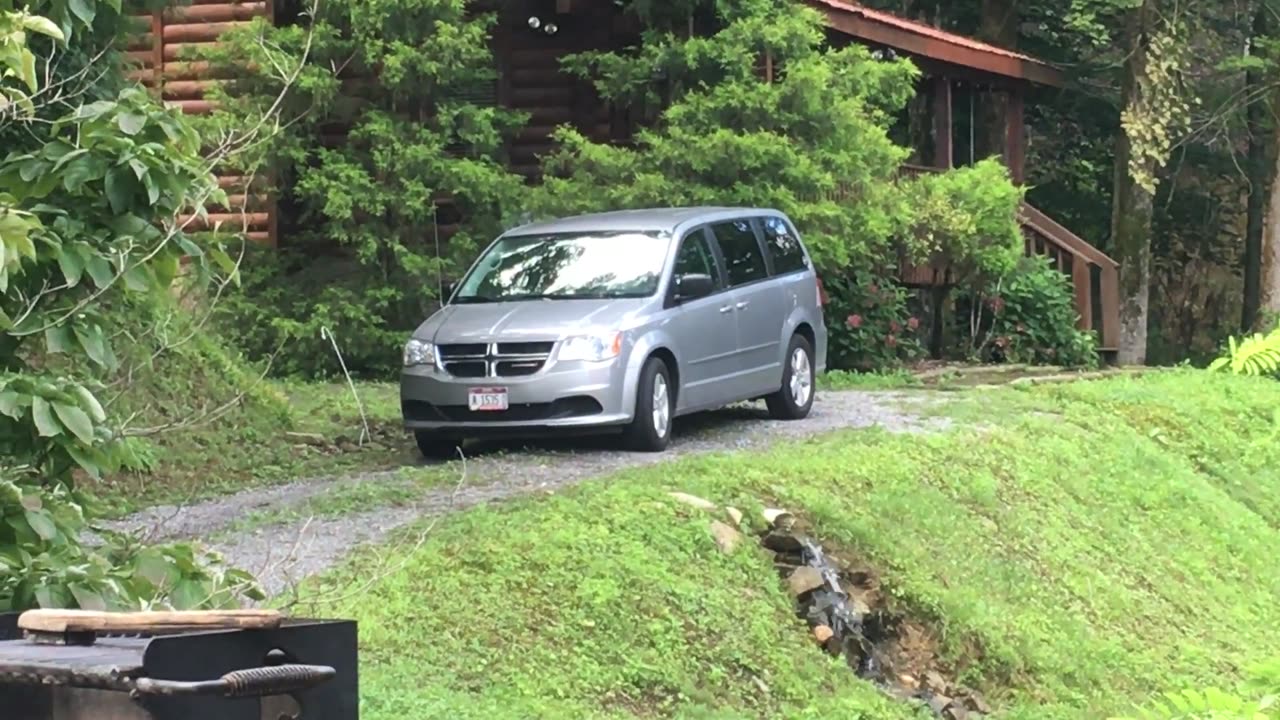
[1111,0,1157,365]
[1262,116,1280,318]
[978,0,1018,161]
[1243,5,1269,330]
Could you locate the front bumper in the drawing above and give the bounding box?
[400,359,632,434]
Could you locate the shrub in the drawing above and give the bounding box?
[824,271,924,371]
[1209,323,1280,378]
[965,258,1098,367]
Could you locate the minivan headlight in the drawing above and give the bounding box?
[558,332,622,362]
[403,339,437,368]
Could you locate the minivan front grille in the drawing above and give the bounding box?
[436,341,554,378]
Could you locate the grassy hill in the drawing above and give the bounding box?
[298,371,1280,719]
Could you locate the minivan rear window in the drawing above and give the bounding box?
[760,216,808,274]
[709,220,768,287]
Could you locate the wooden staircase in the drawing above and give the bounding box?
[126,0,276,246]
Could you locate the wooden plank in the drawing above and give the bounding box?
[1072,255,1093,332]
[19,609,282,634]
[1004,89,1026,184]
[178,212,271,230]
[162,79,222,100]
[169,99,218,114]
[1098,263,1120,350]
[151,11,164,96]
[165,1,267,23]
[163,22,241,43]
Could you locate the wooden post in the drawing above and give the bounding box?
[764,50,774,83]
[1004,88,1026,184]
[1072,257,1093,332]
[932,75,953,169]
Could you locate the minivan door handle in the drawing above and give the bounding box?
[735,301,749,310]
[719,305,734,314]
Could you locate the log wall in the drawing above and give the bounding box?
[127,0,276,246]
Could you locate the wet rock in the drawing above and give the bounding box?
[928,694,953,716]
[924,670,949,695]
[762,531,803,553]
[670,492,718,512]
[898,674,918,690]
[762,508,795,531]
[787,566,825,597]
[813,624,834,645]
[725,506,744,527]
[709,520,742,553]
[943,703,970,720]
[964,694,991,714]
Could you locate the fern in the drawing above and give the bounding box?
[1209,326,1280,377]
[1112,687,1277,719]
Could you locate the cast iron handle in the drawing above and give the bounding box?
[131,663,336,698]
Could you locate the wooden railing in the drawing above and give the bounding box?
[896,164,1120,354]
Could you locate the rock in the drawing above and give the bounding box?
[787,566,825,597]
[812,624,834,645]
[762,531,803,553]
[709,520,742,553]
[762,508,795,530]
[670,492,718,512]
[927,694,953,716]
[924,670,949,694]
[337,441,358,453]
[964,694,992,714]
[943,703,970,720]
[898,674,918,690]
[725,506,744,527]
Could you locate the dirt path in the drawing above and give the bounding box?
[108,390,947,596]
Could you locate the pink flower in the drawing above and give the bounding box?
[847,314,863,329]
[890,320,901,334]
[907,317,920,331]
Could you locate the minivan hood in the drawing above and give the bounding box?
[414,298,651,344]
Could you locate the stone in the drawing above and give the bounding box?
[725,506,744,527]
[964,694,992,714]
[709,520,742,553]
[924,670,949,694]
[943,703,970,720]
[898,674,918,690]
[927,694,953,716]
[762,531,803,553]
[762,508,795,530]
[670,492,718,512]
[812,624,834,645]
[787,566,825,597]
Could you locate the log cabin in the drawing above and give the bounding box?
[126,0,1120,359]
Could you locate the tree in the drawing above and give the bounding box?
[1,0,259,610]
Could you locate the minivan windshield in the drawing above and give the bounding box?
[453,231,670,302]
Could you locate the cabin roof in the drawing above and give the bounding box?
[806,0,1065,87]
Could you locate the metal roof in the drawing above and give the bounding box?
[807,0,1065,87]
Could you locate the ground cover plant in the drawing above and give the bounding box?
[299,371,1280,719]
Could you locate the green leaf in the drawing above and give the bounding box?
[19,493,41,512]
[20,48,37,93]
[21,15,66,41]
[31,396,62,437]
[64,442,103,479]
[73,323,110,367]
[45,324,74,354]
[69,585,108,611]
[24,509,58,541]
[0,391,26,418]
[136,549,178,588]
[123,263,153,292]
[85,254,114,288]
[34,584,70,609]
[72,385,106,423]
[57,245,85,286]
[117,113,146,136]
[53,401,94,444]
[68,0,97,26]
[105,166,134,214]
[170,579,208,610]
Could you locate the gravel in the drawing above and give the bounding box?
[110,390,949,596]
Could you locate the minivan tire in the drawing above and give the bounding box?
[415,430,463,461]
[623,356,674,452]
[766,334,816,421]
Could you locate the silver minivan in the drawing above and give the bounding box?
[400,207,828,458]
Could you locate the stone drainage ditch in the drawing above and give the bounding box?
[677,493,991,720]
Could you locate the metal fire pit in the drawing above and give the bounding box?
[0,611,358,720]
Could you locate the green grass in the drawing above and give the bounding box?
[298,371,1280,719]
[819,369,923,391]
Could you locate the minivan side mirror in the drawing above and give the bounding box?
[441,280,457,302]
[674,273,715,302]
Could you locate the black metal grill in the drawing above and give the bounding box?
[0,612,357,720]
[436,341,554,378]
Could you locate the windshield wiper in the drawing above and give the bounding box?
[452,295,501,304]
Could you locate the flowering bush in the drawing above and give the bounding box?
[824,271,924,371]
[967,258,1098,368]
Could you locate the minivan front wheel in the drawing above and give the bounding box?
[623,357,673,452]
[766,334,815,420]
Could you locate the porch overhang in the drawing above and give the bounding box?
[805,0,1065,88]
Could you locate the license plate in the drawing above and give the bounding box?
[468,387,509,412]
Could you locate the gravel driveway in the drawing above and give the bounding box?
[108,390,946,596]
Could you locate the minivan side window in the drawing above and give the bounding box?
[760,216,808,274]
[709,220,768,287]
[673,230,724,289]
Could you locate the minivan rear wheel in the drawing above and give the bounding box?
[766,334,815,420]
[623,357,673,452]
[414,430,464,462]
